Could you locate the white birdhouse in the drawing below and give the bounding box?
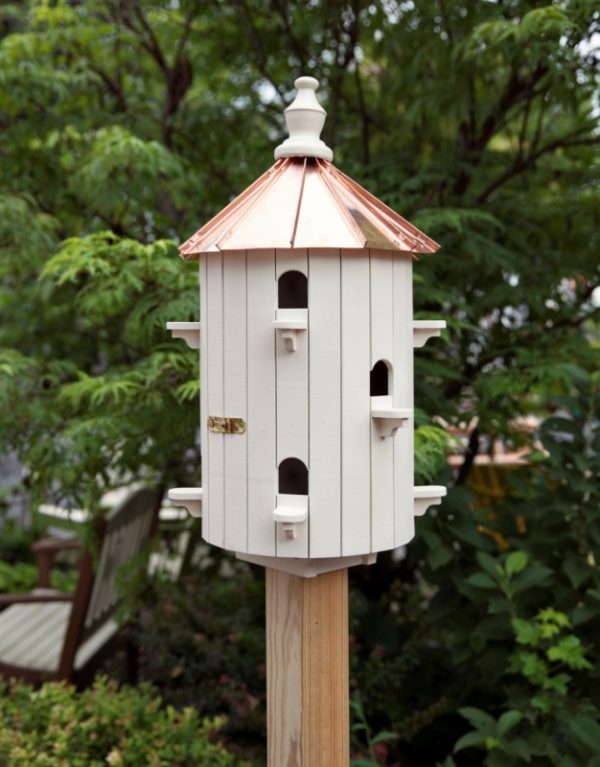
[168,77,446,577]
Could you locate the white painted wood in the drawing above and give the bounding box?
[247,249,277,556]
[414,485,447,516]
[340,251,371,556]
[371,407,412,438]
[168,487,203,517]
[370,250,395,552]
[206,251,225,548]
[393,256,415,546]
[275,249,308,558]
[273,308,307,352]
[273,493,308,541]
[274,76,334,161]
[166,321,201,349]
[273,494,309,523]
[200,255,209,539]
[239,552,377,578]
[413,320,446,348]
[308,249,341,557]
[223,251,248,552]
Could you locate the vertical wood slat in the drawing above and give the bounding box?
[308,249,341,557]
[247,249,277,556]
[275,248,308,558]
[370,249,395,552]
[341,250,371,555]
[206,251,225,548]
[223,251,248,552]
[200,255,209,541]
[393,255,415,546]
[266,568,349,767]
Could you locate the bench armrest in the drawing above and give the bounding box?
[33,537,81,588]
[0,592,74,606]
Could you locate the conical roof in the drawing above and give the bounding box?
[179,77,439,259]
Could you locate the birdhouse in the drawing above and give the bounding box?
[167,77,446,577]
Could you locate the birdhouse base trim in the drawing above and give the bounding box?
[414,485,447,517]
[413,320,446,348]
[168,487,203,517]
[166,321,201,349]
[237,552,377,579]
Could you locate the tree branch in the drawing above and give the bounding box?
[477,134,600,203]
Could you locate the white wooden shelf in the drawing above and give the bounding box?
[273,309,308,352]
[371,407,412,438]
[168,487,203,517]
[273,494,308,539]
[414,485,447,517]
[413,320,446,348]
[166,322,201,349]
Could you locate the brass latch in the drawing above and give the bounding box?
[207,416,246,435]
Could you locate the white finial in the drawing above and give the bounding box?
[274,76,333,162]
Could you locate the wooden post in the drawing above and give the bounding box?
[266,567,349,767]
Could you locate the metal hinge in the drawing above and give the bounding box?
[207,416,246,435]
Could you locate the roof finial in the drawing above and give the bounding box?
[274,76,334,162]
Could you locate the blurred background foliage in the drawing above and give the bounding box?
[0,0,599,765]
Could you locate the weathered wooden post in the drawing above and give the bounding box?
[167,76,446,765]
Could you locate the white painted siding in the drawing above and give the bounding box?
[200,256,209,541]
[223,251,248,552]
[370,249,395,552]
[340,250,371,555]
[393,255,415,546]
[205,252,225,548]
[275,248,308,557]
[308,249,341,557]
[247,249,277,556]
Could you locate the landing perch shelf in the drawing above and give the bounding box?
[168,487,203,517]
[273,309,307,352]
[273,494,309,540]
[371,407,412,438]
[166,322,201,349]
[413,485,447,517]
[413,320,446,348]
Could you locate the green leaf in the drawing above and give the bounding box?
[458,708,496,733]
[511,566,554,595]
[497,710,523,738]
[371,730,400,745]
[464,573,498,590]
[566,715,600,752]
[505,551,528,577]
[512,618,541,646]
[547,635,592,670]
[427,544,454,570]
[453,731,488,753]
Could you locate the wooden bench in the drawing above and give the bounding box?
[0,487,161,683]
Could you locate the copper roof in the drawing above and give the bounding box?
[179,157,440,258]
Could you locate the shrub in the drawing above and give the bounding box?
[125,555,267,763]
[0,676,246,767]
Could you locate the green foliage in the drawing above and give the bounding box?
[0,676,245,766]
[351,692,399,766]
[125,555,267,760]
[0,560,75,594]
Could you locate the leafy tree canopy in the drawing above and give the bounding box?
[0,0,597,506]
